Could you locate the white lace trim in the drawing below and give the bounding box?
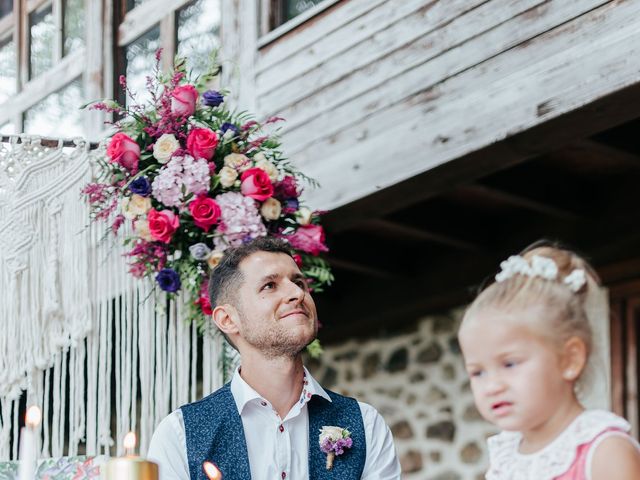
[486,410,631,480]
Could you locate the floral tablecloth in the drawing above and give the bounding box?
[0,456,104,480]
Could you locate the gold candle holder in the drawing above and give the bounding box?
[105,432,158,480]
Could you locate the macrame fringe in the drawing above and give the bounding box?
[0,136,229,460]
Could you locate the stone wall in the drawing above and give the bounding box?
[308,308,498,480]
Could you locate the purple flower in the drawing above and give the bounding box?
[129,176,151,196]
[202,90,224,107]
[156,268,181,292]
[283,198,299,214]
[220,122,239,139]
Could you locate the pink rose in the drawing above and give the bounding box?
[107,132,140,173]
[240,167,274,201]
[286,225,328,256]
[188,195,221,232]
[171,85,198,117]
[187,128,219,161]
[147,209,180,243]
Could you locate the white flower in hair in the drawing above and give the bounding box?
[530,255,558,280]
[563,269,586,292]
[495,255,532,282]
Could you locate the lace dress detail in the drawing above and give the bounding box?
[486,410,631,480]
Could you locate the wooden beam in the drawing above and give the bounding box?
[572,139,640,167]
[322,78,640,234]
[319,183,640,343]
[461,184,583,221]
[325,256,399,280]
[365,219,484,252]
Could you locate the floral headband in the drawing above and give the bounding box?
[495,255,587,292]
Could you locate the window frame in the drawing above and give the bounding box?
[0,0,89,135]
[257,0,340,47]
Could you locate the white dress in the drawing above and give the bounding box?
[485,410,637,480]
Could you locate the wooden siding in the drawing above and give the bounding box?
[228,0,640,212]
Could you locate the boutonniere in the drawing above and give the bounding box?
[319,426,353,470]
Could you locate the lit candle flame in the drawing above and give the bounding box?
[123,432,136,456]
[203,461,222,480]
[25,406,42,428]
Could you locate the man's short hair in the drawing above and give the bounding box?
[208,236,293,308]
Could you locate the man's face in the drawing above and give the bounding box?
[232,251,318,358]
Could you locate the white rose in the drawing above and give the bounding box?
[224,153,250,172]
[207,250,225,269]
[153,133,180,163]
[260,197,282,221]
[218,166,238,188]
[255,159,279,182]
[134,219,153,241]
[253,152,267,163]
[296,207,313,226]
[122,194,151,219]
[319,426,345,443]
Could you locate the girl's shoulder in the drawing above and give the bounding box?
[486,410,632,480]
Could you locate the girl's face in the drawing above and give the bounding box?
[458,307,577,436]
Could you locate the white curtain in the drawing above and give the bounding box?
[0,136,225,460]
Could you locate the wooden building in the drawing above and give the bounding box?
[224,0,640,442]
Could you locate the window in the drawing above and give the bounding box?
[0,0,221,140]
[0,0,87,137]
[23,77,83,136]
[263,0,328,32]
[117,0,221,105]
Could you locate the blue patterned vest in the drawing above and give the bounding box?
[181,383,366,480]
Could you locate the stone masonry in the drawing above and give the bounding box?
[307,308,498,480]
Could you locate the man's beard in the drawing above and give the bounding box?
[239,315,316,359]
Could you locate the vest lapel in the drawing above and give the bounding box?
[307,392,366,480]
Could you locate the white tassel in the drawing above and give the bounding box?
[1,138,225,459]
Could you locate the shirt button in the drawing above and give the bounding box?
[260,401,267,406]
[281,472,286,479]
[279,424,284,433]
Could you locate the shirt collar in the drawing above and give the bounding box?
[230,366,331,415]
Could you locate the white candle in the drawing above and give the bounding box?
[18,405,41,480]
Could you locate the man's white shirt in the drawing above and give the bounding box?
[148,367,401,480]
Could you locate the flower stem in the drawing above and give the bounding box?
[326,452,335,470]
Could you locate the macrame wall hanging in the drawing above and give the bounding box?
[0,136,231,461]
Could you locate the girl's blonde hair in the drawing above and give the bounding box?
[462,242,601,363]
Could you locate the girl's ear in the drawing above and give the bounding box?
[212,304,240,337]
[562,336,588,381]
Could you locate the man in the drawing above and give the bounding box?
[148,237,401,480]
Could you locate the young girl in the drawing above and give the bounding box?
[458,244,640,479]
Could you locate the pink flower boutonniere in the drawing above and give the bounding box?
[319,426,352,470]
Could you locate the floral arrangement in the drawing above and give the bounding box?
[83,52,333,348]
[319,426,353,470]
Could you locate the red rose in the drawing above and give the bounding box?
[107,132,140,173]
[240,167,274,201]
[188,196,221,232]
[171,85,198,117]
[287,225,328,256]
[147,209,180,243]
[187,128,219,161]
[195,294,213,316]
[195,278,213,315]
[292,253,303,268]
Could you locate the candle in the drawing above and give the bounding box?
[105,432,159,480]
[18,405,42,480]
[203,461,222,480]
